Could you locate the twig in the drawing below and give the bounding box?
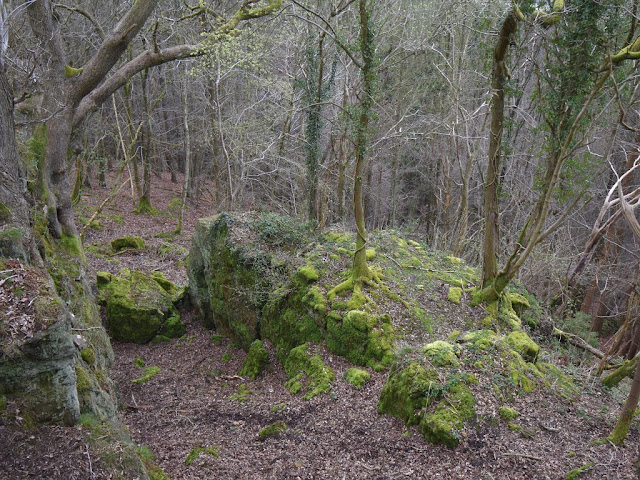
[71,327,105,332]
[553,326,605,358]
[84,444,94,479]
[503,452,543,461]
[539,424,561,432]
[0,275,17,287]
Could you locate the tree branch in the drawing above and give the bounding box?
[74,44,198,126]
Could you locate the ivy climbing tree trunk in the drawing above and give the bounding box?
[352,0,376,282]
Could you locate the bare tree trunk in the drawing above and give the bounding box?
[138,68,153,212]
[176,83,191,234]
[481,8,520,287]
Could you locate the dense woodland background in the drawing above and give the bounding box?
[7,0,638,332]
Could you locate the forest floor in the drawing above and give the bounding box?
[2,171,640,479]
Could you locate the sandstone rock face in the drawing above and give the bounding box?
[96,269,186,344]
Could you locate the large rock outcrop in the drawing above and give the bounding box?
[188,212,302,350]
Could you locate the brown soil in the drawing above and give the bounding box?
[2,172,639,479]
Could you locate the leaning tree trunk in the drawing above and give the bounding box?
[481,7,521,288]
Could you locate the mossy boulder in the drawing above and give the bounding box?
[423,341,460,367]
[239,340,270,379]
[284,344,335,400]
[460,329,498,351]
[505,330,540,363]
[262,268,325,360]
[0,261,81,425]
[343,368,371,388]
[378,360,476,448]
[96,270,185,344]
[447,287,463,305]
[420,383,475,448]
[326,310,395,371]
[498,406,519,421]
[188,213,300,350]
[111,236,145,252]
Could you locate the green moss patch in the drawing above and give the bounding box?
[423,341,460,367]
[81,348,96,366]
[326,310,395,371]
[343,368,371,388]
[378,359,476,448]
[505,330,540,363]
[284,344,335,400]
[132,366,160,384]
[111,236,145,252]
[420,383,475,448]
[185,446,219,466]
[460,330,498,351]
[447,286,463,305]
[498,406,518,421]
[262,271,325,360]
[239,340,270,379]
[258,420,287,440]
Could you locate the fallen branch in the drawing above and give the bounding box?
[503,452,543,461]
[553,326,605,359]
[602,356,638,388]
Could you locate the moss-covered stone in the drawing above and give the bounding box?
[447,286,463,305]
[326,310,395,371]
[498,406,519,421]
[507,292,530,316]
[258,420,287,440]
[420,384,475,448]
[96,270,184,344]
[459,329,498,350]
[378,361,439,426]
[262,273,325,361]
[505,330,540,363]
[111,236,145,252]
[284,344,335,400]
[188,214,294,350]
[343,368,371,388]
[297,265,319,282]
[423,341,460,367]
[239,340,270,379]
